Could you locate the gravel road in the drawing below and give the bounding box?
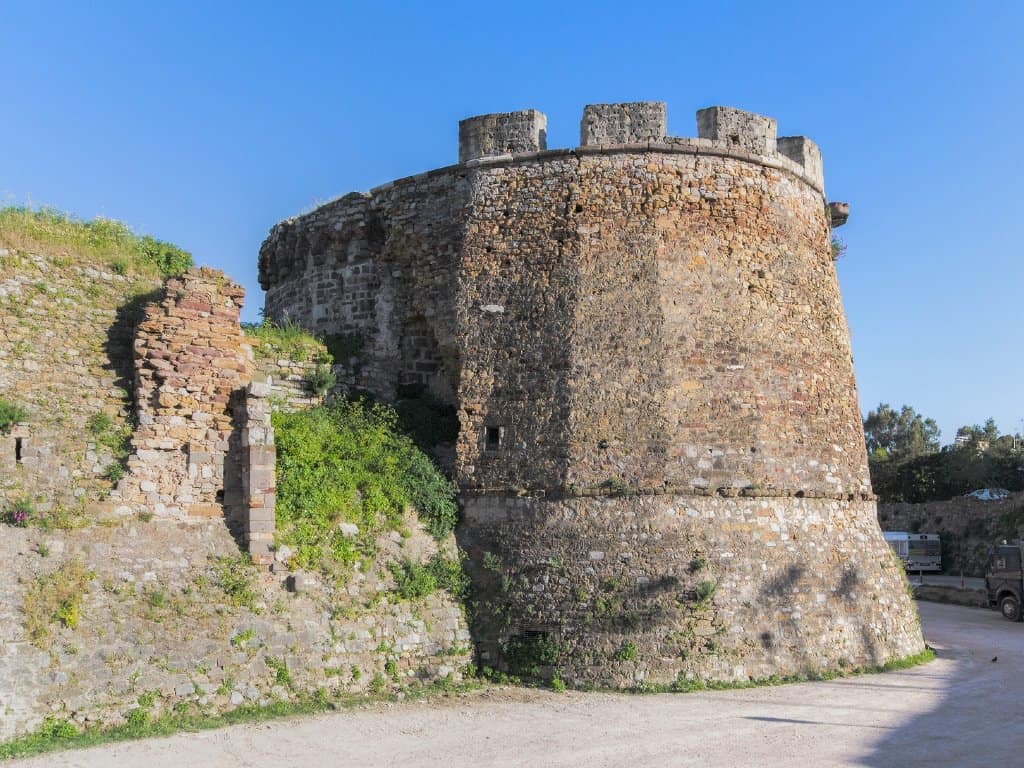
[10,601,1023,768]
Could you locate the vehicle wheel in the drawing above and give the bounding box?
[999,595,1022,622]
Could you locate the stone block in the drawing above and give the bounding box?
[777,136,823,189]
[459,110,547,163]
[696,106,777,155]
[580,102,666,146]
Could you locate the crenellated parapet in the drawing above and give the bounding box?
[451,102,829,195]
[458,109,547,163]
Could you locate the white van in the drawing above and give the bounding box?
[883,531,942,572]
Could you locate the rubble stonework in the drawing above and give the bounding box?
[258,101,926,685]
[113,268,253,519]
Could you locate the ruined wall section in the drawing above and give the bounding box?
[113,268,253,518]
[259,178,469,405]
[0,247,162,510]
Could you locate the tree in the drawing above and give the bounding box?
[955,417,1001,452]
[863,403,941,461]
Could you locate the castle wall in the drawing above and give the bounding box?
[454,150,868,497]
[258,102,925,685]
[460,494,922,687]
[260,176,468,404]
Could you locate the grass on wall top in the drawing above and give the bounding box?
[0,206,192,278]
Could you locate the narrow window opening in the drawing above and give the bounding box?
[729,134,740,146]
[215,489,225,504]
[15,437,23,463]
[484,426,502,452]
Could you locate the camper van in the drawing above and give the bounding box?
[883,531,942,572]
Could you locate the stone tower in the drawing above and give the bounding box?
[258,102,924,687]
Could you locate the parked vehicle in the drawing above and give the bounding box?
[883,531,942,572]
[985,541,1024,621]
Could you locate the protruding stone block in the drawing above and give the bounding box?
[459,110,547,163]
[777,136,824,189]
[580,102,666,146]
[696,106,777,156]
[828,201,850,228]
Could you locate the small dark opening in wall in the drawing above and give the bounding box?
[484,426,502,451]
[15,437,23,463]
[215,490,224,504]
[574,204,584,214]
[729,134,740,146]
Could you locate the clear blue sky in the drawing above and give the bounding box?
[3,1,1021,442]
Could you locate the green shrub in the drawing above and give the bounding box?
[87,411,114,435]
[103,462,126,484]
[272,398,458,575]
[126,708,150,728]
[695,580,717,604]
[613,641,638,662]
[389,559,437,600]
[395,390,460,450]
[502,633,562,678]
[137,235,192,277]
[265,656,292,686]
[307,363,336,396]
[0,397,28,432]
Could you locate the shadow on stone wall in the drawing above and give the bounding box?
[104,288,164,423]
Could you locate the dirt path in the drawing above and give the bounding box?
[10,601,1024,768]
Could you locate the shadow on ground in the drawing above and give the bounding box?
[858,601,1023,767]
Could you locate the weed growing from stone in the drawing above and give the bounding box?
[3,497,34,527]
[0,396,28,432]
[265,656,292,687]
[694,580,717,604]
[613,641,639,662]
[212,555,260,611]
[306,363,336,396]
[22,558,94,647]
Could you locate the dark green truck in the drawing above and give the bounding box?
[986,541,1024,621]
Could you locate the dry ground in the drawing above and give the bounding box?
[10,601,1023,768]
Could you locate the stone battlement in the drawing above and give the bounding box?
[455,102,824,192]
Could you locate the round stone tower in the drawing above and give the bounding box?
[258,102,925,687]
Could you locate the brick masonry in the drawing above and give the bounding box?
[111,268,253,519]
[258,101,925,684]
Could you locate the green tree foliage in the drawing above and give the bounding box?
[954,418,1001,450]
[863,403,941,461]
[867,408,1024,502]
